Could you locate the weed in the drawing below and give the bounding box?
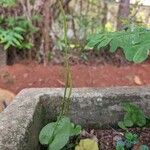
[116,103,150,150]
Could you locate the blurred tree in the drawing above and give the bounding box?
[117,0,130,30]
[43,0,51,65]
[101,1,108,31]
[51,0,72,19]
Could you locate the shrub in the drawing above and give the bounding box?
[0,16,38,50]
[86,26,150,63]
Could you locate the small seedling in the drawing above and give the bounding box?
[39,116,81,150]
[115,132,138,149]
[116,102,150,150]
[118,103,147,130]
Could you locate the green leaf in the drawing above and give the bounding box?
[110,38,118,52]
[97,38,112,48]
[124,114,133,127]
[131,112,138,123]
[116,140,125,150]
[12,38,21,46]
[116,145,125,150]
[20,43,33,49]
[39,122,56,145]
[118,121,128,130]
[75,139,99,150]
[14,27,25,32]
[13,32,24,40]
[124,46,138,61]
[86,34,104,48]
[4,42,11,50]
[133,48,149,63]
[122,103,132,112]
[39,116,81,150]
[54,117,70,135]
[70,123,81,136]
[125,132,138,142]
[136,114,146,127]
[48,120,70,150]
[125,132,133,141]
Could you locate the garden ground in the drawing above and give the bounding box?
[1,60,150,94]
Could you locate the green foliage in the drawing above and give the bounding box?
[0,0,16,7]
[116,103,149,150]
[0,0,38,51]
[86,26,150,63]
[0,27,32,50]
[118,103,147,130]
[124,132,138,148]
[39,2,74,150]
[115,132,138,150]
[116,133,149,150]
[116,143,125,150]
[0,16,37,50]
[39,116,81,150]
[2,16,38,34]
[124,132,138,142]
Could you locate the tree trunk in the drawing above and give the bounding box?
[117,0,130,30]
[101,1,108,31]
[43,0,51,65]
[51,0,72,20]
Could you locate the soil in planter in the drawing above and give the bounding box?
[96,127,150,150]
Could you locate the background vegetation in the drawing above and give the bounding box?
[0,0,150,65]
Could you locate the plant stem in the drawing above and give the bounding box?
[58,0,72,116]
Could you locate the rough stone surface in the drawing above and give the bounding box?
[0,86,150,149]
[0,46,7,66]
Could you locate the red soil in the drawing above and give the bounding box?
[0,61,150,94]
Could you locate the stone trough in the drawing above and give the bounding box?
[0,87,150,150]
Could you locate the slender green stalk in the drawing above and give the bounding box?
[47,3,72,146]
[58,0,72,116]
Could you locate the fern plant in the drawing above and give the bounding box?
[86,26,150,63]
[0,16,37,50]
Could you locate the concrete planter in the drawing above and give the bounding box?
[0,87,150,150]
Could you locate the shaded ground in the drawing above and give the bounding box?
[0,61,150,94]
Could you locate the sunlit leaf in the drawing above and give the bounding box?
[75,139,99,150]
